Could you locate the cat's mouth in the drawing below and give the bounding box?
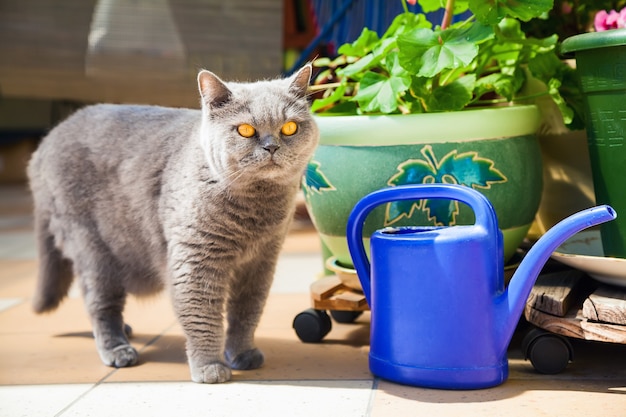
[263,156,281,167]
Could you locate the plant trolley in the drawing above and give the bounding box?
[523,268,626,374]
[292,275,369,343]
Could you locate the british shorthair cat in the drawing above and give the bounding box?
[27,65,319,383]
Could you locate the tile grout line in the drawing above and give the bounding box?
[54,320,179,416]
[364,378,380,417]
[54,381,104,417]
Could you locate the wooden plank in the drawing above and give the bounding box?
[526,304,626,344]
[310,275,344,302]
[310,275,369,311]
[525,306,586,339]
[579,320,626,343]
[582,286,626,325]
[527,269,588,317]
[313,293,369,311]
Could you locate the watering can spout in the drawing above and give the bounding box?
[497,205,617,354]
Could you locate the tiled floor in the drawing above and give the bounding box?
[1,183,626,417]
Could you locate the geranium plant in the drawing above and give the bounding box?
[311,0,583,128]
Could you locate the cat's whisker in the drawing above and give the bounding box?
[221,167,247,188]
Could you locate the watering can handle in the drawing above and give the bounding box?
[346,184,499,302]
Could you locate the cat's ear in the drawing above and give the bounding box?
[198,70,232,109]
[288,64,312,98]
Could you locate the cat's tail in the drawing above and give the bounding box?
[32,213,74,314]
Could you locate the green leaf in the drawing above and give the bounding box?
[470,0,554,25]
[527,50,565,82]
[451,0,470,14]
[320,101,359,115]
[339,37,397,78]
[398,24,492,77]
[311,84,348,113]
[388,160,436,187]
[385,146,507,225]
[303,161,335,194]
[418,0,469,14]
[382,11,431,39]
[426,74,476,111]
[353,52,411,114]
[354,73,411,114]
[386,200,422,224]
[418,0,444,13]
[547,78,574,125]
[385,157,434,225]
[439,151,507,187]
[474,70,523,101]
[423,199,458,226]
[337,28,380,57]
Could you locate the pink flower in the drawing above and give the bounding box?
[406,0,417,5]
[595,7,626,31]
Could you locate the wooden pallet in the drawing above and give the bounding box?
[525,269,626,344]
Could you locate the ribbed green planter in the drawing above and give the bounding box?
[303,105,543,267]
[561,29,626,258]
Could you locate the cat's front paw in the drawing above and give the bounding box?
[190,362,232,384]
[227,348,264,370]
[100,344,138,368]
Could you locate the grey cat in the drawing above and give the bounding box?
[27,65,318,383]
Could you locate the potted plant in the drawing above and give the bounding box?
[516,2,624,241]
[301,0,583,270]
[560,5,626,258]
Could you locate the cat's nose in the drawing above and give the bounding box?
[261,135,280,155]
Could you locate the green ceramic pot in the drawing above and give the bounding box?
[303,105,543,267]
[561,29,626,258]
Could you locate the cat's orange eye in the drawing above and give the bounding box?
[281,121,298,136]
[237,124,256,138]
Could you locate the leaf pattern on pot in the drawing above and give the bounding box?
[302,160,336,198]
[385,145,507,226]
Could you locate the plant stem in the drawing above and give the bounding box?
[308,83,344,91]
[441,0,455,30]
[401,0,409,14]
[472,90,551,105]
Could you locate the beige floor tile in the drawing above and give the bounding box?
[0,333,114,385]
[0,299,113,385]
[0,298,92,335]
[60,380,374,417]
[371,379,626,417]
[0,383,93,417]
[282,229,322,253]
[0,260,37,297]
[0,293,178,385]
[507,337,626,381]
[108,293,372,383]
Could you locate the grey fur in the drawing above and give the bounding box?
[27,66,318,383]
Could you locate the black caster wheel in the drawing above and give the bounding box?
[293,309,332,343]
[522,328,573,374]
[330,310,363,324]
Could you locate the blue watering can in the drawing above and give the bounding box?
[346,184,616,390]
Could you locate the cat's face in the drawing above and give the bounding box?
[198,66,319,186]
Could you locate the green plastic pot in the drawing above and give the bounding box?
[561,29,626,258]
[303,105,543,267]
